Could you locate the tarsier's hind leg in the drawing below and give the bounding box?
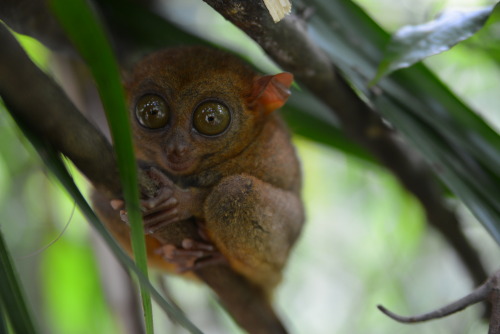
[203,174,304,290]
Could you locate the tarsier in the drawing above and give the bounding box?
[92,46,304,333]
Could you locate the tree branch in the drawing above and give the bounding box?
[0,0,72,52]
[378,269,500,333]
[0,23,119,198]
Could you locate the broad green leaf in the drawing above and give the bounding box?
[0,229,38,334]
[373,5,496,83]
[49,0,152,332]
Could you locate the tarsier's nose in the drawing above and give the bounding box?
[172,143,188,157]
[166,129,190,158]
[166,139,190,161]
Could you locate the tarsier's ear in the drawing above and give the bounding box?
[249,72,294,115]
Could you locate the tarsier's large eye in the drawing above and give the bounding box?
[135,94,169,129]
[193,101,231,136]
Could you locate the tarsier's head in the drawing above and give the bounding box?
[125,46,293,176]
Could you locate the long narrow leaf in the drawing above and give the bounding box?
[0,300,8,334]
[0,229,37,334]
[48,0,153,331]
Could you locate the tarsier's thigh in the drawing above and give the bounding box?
[203,174,303,288]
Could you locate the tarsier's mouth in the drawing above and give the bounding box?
[166,157,197,173]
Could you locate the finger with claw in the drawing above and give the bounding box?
[109,167,206,234]
[156,238,226,273]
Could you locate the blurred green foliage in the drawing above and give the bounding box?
[1,0,500,333]
[41,236,118,334]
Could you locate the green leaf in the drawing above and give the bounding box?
[48,0,153,332]
[373,5,496,83]
[0,229,38,334]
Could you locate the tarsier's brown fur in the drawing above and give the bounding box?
[92,46,304,332]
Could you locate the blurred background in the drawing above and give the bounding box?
[1,0,500,333]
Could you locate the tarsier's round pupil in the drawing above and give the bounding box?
[193,101,231,136]
[135,94,168,129]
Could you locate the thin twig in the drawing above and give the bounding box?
[378,282,490,323]
[379,270,500,333]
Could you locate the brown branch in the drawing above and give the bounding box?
[378,269,500,333]
[0,0,72,52]
[0,23,120,198]
[202,0,488,288]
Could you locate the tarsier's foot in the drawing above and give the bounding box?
[156,238,226,273]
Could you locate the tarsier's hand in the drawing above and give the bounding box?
[110,167,203,234]
[110,168,224,271]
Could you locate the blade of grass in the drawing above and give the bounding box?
[0,229,37,334]
[48,0,153,331]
